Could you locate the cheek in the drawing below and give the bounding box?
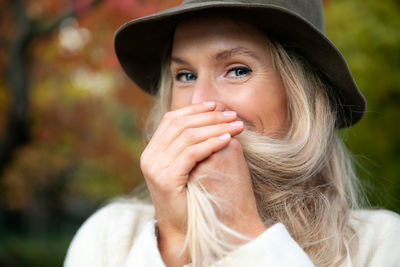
[234,84,288,135]
[258,89,288,135]
[170,88,191,110]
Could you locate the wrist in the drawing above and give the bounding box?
[221,207,267,245]
[157,222,189,267]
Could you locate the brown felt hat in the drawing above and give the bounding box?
[114,0,366,128]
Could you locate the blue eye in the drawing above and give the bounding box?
[227,66,252,78]
[176,72,197,82]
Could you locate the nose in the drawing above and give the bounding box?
[191,76,218,104]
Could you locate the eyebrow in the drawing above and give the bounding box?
[170,47,260,65]
[214,47,260,62]
[170,56,187,65]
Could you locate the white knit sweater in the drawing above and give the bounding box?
[64,199,400,266]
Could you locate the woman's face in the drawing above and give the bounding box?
[170,17,288,136]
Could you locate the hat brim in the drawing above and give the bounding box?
[114,2,366,128]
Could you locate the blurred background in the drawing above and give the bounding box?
[0,0,399,266]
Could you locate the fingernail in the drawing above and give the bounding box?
[229,121,243,127]
[223,111,236,116]
[219,133,231,140]
[203,101,215,106]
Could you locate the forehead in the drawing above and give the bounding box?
[172,16,270,52]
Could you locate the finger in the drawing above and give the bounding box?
[147,110,238,155]
[150,102,217,142]
[166,121,244,160]
[141,120,241,185]
[169,133,232,177]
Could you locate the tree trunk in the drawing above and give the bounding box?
[0,0,32,175]
[0,0,103,176]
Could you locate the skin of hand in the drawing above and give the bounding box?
[189,138,267,242]
[141,102,261,266]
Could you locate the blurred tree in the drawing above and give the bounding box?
[325,0,400,212]
[0,0,103,176]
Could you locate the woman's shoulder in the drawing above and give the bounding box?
[350,208,400,235]
[351,208,399,220]
[349,209,400,266]
[64,196,155,267]
[81,197,155,235]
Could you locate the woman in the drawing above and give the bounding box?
[65,1,400,266]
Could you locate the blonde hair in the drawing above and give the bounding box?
[144,36,361,266]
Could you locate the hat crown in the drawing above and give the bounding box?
[182,0,325,33]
